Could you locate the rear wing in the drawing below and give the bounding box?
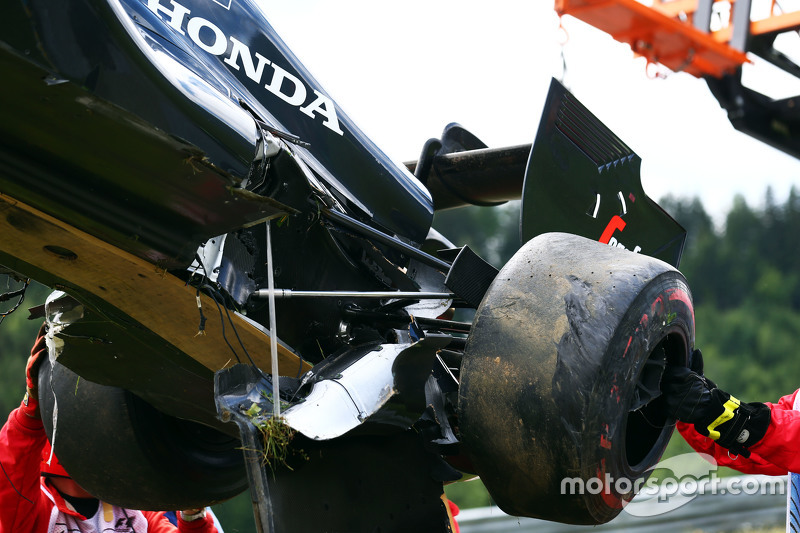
[408,79,686,267]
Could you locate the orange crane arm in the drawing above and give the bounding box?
[556,0,800,79]
[555,0,748,78]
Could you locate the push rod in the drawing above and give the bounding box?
[252,289,454,300]
[320,208,452,273]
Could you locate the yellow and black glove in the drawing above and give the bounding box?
[661,364,771,457]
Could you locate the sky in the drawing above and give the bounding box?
[258,0,800,228]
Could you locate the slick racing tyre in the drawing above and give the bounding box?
[38,355,247,510]
[458,232,694,524]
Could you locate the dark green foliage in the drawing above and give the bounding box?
[210,491,256,532]
[661,187,800,403]
[0,277,49,418]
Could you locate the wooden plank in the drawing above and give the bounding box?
[0,193,311,376]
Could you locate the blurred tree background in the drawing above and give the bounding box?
[2,186,799,528]
[0,277,49,417]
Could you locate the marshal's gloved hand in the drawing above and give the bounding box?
[661,364,771,458]
[22,322,48,420]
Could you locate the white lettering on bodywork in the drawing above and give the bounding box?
[146,0,344,135]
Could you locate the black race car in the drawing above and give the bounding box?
[1,1,690,530]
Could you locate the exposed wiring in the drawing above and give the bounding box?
[206,286,287,394]
[191,254,243,365]
[190,255,209,337]
[191,250,299,403]
[194,290,207,337]
[295,350,305,380]
[190,253,210,283]
[200,283,279,390]
[204,288,256,368]
[199,286,242,366]
[0,277,30,326]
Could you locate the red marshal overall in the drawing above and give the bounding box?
[1,334,221,533]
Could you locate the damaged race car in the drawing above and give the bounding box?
[0,0,692,530]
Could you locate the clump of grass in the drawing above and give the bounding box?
[255,416,296,472]
[244,402,306,474]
